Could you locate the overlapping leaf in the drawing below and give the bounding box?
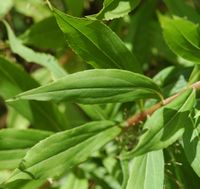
[54,9,141,73]
[0,129,52,170]
[123,89,195,159]
[0,57,66,131]
[4,22,66,80]
[7,121,121,181]
[8,69,162,104]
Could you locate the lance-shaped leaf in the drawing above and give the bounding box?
[54,9,141,73]
[125,150,164,189]
[159,14,200,65]
[8,69,162,104]
[4,21,66,80]
[123,89,195,159]
[6,121,122,182]
[89,0,141,20]
[0,129,52,170]
[0,56,66,131]
[183,112,200,177]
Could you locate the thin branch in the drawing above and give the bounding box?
[124,81,200,128]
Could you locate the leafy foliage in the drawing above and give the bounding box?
[0,0,200,188]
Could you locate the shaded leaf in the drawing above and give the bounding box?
[123,89,195,159]
[7,121,121,181]
[183,111,200,177]
[0,129,52,170]
[4,21,66,80]
[9,69,162,104]
[54,9,141,73]
[0,56,66,131]
[20,17,66,50]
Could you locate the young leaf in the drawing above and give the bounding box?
[159,14,200,65]
[123,89,195,159]
[54,9,141,73]
[0,129,52,170]
[0,56,66,131]
[183,112,200,177]
[7,121,122,182]
[89,0,141,20]
[4,21,66,80]
[125,150,164,189]
[9,69,162,104]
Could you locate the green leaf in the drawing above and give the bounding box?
[89,0,141,20]
[54,9,141,73]
[60,173,88,189]
[164,0,200,24]
[9,69,162,104]
[13,0,50,22]
[126,150,164,189]
[159,14,200,65]
[7,121,122,181]
[0,129,52,170]
[123,89,196,159]
[20,17,66,50]
[183,112,200,177]
[0,56,66,131]
[4,21,66,80]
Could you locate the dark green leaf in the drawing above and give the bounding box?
[20,17,66,50]
[54,9,141,73]
[0,56,66,131]
[183,111,200,177]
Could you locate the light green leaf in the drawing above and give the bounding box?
[20,17,66,50]
[54,9,141,73]
[0,0,13,18]
[9,69,162,104]
[60,173,88,189]
[126,150,164,189]
[14,0,50,22]
[0,56,66,131]
[123,89,195,159]
[4,21,66,80]
[183,112,200,177]
[0,129,52,170]
[159,14,200,65]
[89,0,141,20]
[7,121,122,181]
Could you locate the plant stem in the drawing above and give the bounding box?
[124,81,200,128]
